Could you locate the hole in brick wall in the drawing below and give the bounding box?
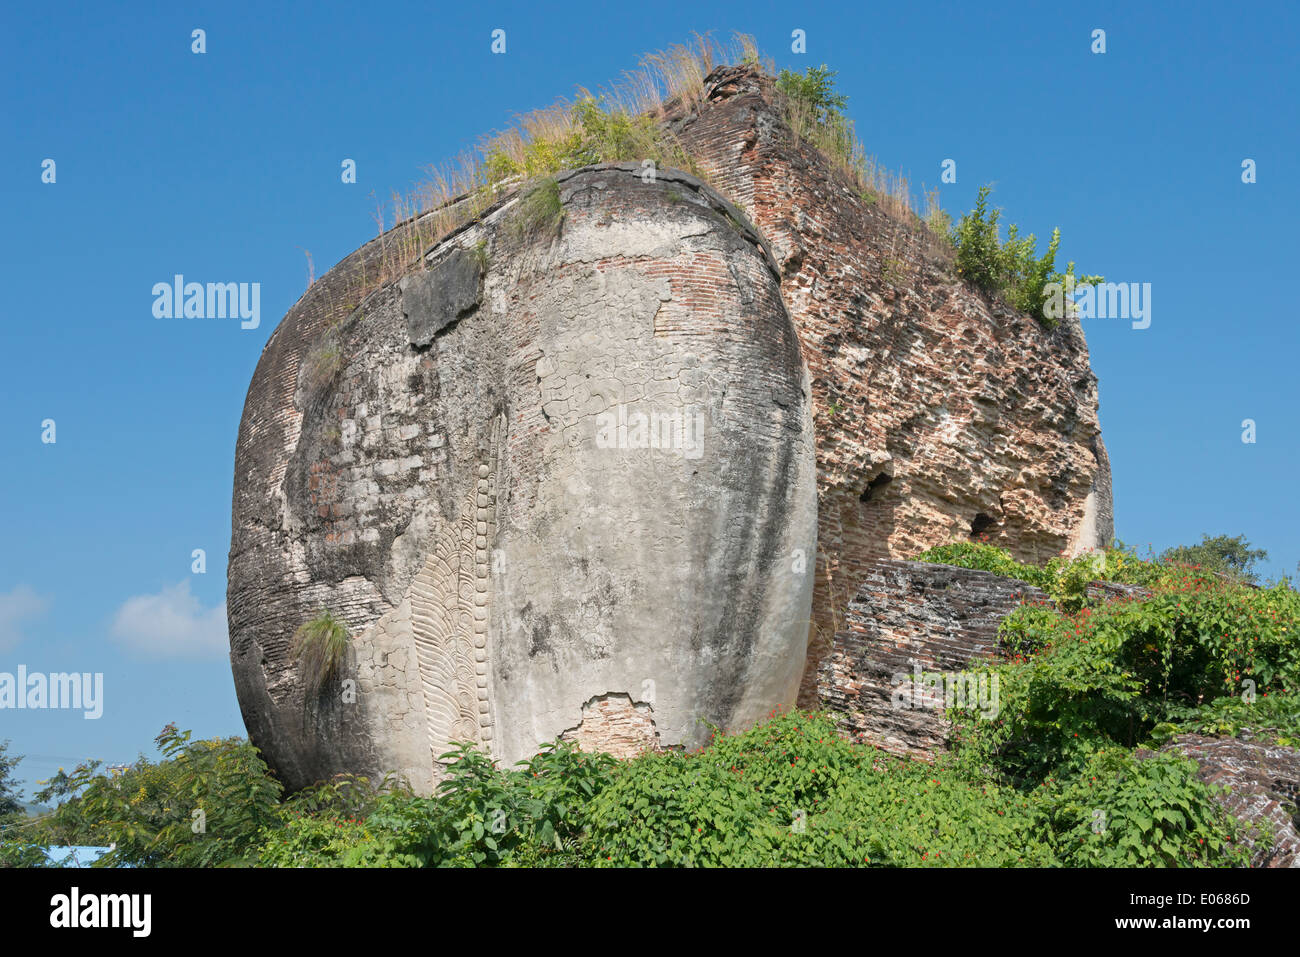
[969,512,996,537]
[860,472,892,503]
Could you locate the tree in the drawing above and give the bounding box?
[775,64,848,124]
[1161,534,1269,584]
[0,740,24,819]
[35,725,282,867]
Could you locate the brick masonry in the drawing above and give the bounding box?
[558,693,662,760]
[669,66,1113,707]
[1152,734,1300,868]
[230,60,1116,791]
[816,559,1046,758]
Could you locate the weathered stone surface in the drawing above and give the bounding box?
[816,560,1046,757]
[228,164,816,792]
[1085,579,1151,604]
[669,66,1113,705]
[400,247,483,348]
[1157,733,1300,868]
[229,62,1116,791]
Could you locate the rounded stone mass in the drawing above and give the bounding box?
[227,164,817,793]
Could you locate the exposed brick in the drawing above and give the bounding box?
[816,560,1046,758]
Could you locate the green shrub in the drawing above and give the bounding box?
[258,740,618,867]
[1034,748,1252,867]
[950,185,1102,326]
[945,563,1300,785]
[1161,533,1270,585]
[776,64,848,124]
[1156,691,1300,747]
[33,725,281,867]
[915,541,1054,588]
[916,539,1183,613]
[581,712,1054,867]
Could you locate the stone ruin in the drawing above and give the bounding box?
[226,65,1113,794]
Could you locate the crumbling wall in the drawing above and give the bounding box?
[670,66,1113,706]
[1158,733,1300,868]
[816,560,1046,758]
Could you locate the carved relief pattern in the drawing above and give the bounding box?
[409,417,502,768]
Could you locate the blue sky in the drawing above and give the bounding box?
[2,1,1296,796]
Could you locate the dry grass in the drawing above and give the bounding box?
[780,94,931,229]
[346,32,761,297]
[320,30,948,308]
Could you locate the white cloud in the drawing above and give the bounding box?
[110,580,228,660]
[0,585,50,652]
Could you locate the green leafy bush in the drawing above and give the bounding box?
[32,725,282,867]
[581,712,1053,867]
[776,65,848,123]
[1157,691,1300,747]
[1161,533,1270,585]
[944,558,1300,785]
[259,740,618,867]
[916,539,1181,613]
[1034,748,1252,867]
[950,185,1102,326]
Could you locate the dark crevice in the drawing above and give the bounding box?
[860,472,892,503]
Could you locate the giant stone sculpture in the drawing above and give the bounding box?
[228,165,817,792]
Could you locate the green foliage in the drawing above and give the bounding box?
[1161,533,1270,585]
[14,707,1263,868]
[0,838,49,868]
[916,539,1178,613]
[943,558,1300,786]
[0,741,51,867]
[259,740,617,867]
[32,724,282,867]
[471,239,489,272]
[950,185,1102,326]
[776,65,848,124]
[0,740,24,819]
[1156,691,1300,747]
[254,711,1246,868]
[256,812,380,867]
[292,610,350,696]
[582,713,1052,867]
[1034,748,1253,867]
[915,541,1055,589]
[924,541,1293,866]
[482,96,697,188]
[776,65,856,171]
[510,177,564,239]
